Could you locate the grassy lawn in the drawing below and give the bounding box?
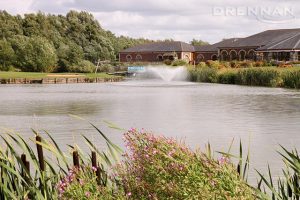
[0,71,117,79]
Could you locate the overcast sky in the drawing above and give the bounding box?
[1,0,300,43]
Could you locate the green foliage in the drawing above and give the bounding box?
[171,59,188,66]
[256,146,300,200]
[67,60,95,73]
[0,122,122,200]
[189,67,218,83]
[0,10,152,72]
[197,61,207,68]
[163,59,172,65]
[281,68,300,89]
[218,70,238,84]
[189,67,300,88]
[206,60,223,69]
[0,39,15,67]
[59,166,124,200]
[98,64,115,73]
[10,36,57,72]
[190,38,210,46]
[116,129,255,199]
[235,68,282,87]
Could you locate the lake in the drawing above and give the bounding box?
[1,79,300,182]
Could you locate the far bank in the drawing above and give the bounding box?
[0,72,123,84]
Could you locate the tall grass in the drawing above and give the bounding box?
[189,67,300,89]
[0,123,122,200]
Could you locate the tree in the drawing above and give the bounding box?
[0,39,15,68]
[11,36,57,72]
[190,39,210,46]
[0,10,154,72]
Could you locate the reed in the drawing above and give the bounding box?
[0,123,122,200]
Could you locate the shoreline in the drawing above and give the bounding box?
[0,76,124,84]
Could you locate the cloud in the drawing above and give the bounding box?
[2,0,300,43]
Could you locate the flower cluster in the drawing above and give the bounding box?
[57,167,79,197]
[115,128,255,199]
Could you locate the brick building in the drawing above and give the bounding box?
[119,41,195,63]
[119,29,300,63]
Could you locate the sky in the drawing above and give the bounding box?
[1,0,300,44]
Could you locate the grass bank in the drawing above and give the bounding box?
[189,67,300,89]
[0,71,116,79]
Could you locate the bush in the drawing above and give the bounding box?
[11,36,58,72]
[116,129,255,199]
[253,61,264,67]
[235,67,282,87]
[196,62,207,68]
[239,61,253,68]
[206,60,222,69]
[189,67,218,83]
[164,59,172,65]
[0,65,20,72]
[67,60,95,73]
[218,70,238,84]
[58,166,124,200]
[171,59,187,66]
[98,64,115,73]
[281,68,300,88]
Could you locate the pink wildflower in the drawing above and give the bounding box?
[85,191,91,197]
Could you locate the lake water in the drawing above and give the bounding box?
[1,79,300,182]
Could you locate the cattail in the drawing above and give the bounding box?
[73,150,80,167]
[91,151,97,168]
[237,164,241,175]
[36,135,45,171]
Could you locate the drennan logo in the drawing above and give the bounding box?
[213,6,295,24]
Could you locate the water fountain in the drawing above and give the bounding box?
[134,66,188,82]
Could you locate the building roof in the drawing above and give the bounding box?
[221,28,300,48]
[194,38,240,52]
[120,41,195,53]
[257,32,300,51]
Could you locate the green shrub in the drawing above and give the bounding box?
[0,65,20,72]
[116,129,255,199]
[218,70,238,84]
[189,67,218,83]
[206,60,222,69]
[239,61,253,68]
[281,68,300,88]
[67,60,95,73]
[222,61,231,68]
[171,59,188,66]
[98,64,115,73]
[230,61,241,68]
[58,166,124,200]
[235,67,282,87]
[196,61,207,68]
[164,59,172,65]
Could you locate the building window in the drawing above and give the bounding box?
[220,50,229,61]
[247,50,256,60]
[211,54,218,61]
[157,54,163,61]
[184,54,190,62]
[136,54,142,61]
[239,50,246,61]
[126,54,132,62]
[197,54,204,62]
[229,50,238,60]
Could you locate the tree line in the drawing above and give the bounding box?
[0,10,209,73]
[0,10,154,72]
